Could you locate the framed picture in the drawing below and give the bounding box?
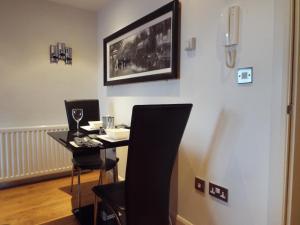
[103,0,179,86]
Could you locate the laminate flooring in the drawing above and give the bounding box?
[0,171,102,225]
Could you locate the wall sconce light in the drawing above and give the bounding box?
[50,42,72,65]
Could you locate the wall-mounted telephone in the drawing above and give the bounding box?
[224,6,240,68]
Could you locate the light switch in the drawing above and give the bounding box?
[237,67,253,84]
[195,177,205,193]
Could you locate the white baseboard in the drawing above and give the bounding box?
[176,215,194,225]
[118,175,125,181]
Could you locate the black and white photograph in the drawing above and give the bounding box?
[109,17,171,78]
[103,0,179,85]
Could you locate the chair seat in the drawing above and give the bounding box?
[92,181,126,212]
[72,155,119,171]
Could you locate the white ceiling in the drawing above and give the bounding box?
[47,0,109,12]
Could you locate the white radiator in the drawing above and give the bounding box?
[0,125,72,183]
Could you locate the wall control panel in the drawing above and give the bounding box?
[237,67,253,84]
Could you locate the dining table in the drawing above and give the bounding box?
[48,128,129,225]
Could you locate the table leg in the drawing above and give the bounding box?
[77,168,81,208]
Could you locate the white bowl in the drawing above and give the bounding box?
[105,128,130,140]
[88,121,103,129]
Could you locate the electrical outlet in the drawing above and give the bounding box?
[195,177,205,193]
[209,182,228,202]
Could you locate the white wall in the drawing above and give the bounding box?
[97,0,290,225]
[268,0,292,224]
[0,0,98,128]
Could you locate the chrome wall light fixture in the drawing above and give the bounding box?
[50,42,72,65]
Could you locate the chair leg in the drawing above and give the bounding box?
[169,216,173,225]
[70,165,75,193]
[94,195,98,225]
[98,170,103,185]
[113,165,118,183]
[77,168,81,208]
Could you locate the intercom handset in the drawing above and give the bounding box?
[225,6,240,47]
[223,5,240,68]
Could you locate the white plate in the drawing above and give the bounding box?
[105,128,130,140]
[80,125,99,131]
[88,121,103,128]
[69,141,80,148]
[97,135,128,143]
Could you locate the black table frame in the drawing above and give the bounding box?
[48,130,129,155]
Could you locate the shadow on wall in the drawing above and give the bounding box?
[201,109,227,176]
[178,145,212,225]
[177,109,234,225]
[106,79,181,97]
[170,154,179,224]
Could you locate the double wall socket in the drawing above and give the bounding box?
[209,182,228,203]
[195,177,229,203]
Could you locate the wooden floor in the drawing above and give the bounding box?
[0,171,102,225]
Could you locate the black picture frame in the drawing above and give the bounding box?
[103,0,179,86]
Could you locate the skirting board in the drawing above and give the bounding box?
[176,215,194,225]
[118,175,125,181]
[120,175,194,225]
[0,169,72,189]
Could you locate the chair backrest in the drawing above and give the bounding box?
[125,104,192,225]
[64,99,100,131]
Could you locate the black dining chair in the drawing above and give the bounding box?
[92,104,193,225]
[64,99,119,208]
[65,99,100,131]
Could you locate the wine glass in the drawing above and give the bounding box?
[72,108,83,136]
